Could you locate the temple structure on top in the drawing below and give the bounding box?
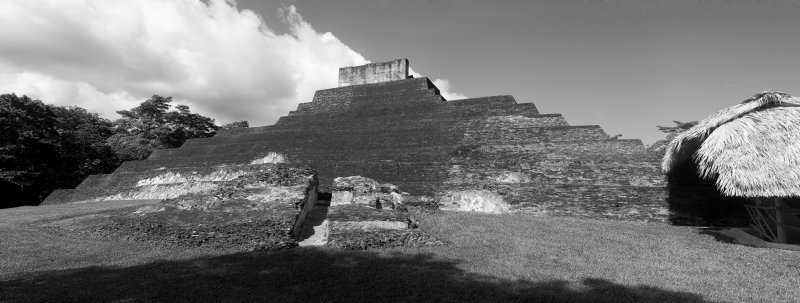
[45,59,676,223]
[338,59,411,87]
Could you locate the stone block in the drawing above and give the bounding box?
[338,58,409,87]
[439,190,511,214]
[330,176,402,209]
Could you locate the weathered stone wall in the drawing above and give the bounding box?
[76,168,320,251]
[513,185,668,222]
[42,163,291,204]
[338,59,409,87]
[294,77,443,115]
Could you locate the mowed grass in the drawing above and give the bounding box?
[405,211,800,302]
[0,200,222,275]
[1,201,799,302]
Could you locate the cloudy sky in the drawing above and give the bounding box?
[1,0,799,144]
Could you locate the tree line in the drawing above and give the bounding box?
[0,93,247,208]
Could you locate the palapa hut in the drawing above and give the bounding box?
[662,91,800,243]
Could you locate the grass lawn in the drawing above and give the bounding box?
[1,201,798,302]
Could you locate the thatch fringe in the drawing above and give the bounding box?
[662,92,800,197]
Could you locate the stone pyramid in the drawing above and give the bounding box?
[45,59,668,222]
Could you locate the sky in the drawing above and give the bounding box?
[1,0,799,144]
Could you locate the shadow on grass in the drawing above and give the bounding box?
[1,248,719,303]
[697,228,739,245]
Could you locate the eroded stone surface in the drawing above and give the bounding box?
[250,152,288,165]
[338,58,409,87]
[439,190,511,214]
[330,176,403,209]
[308,180,445,250]
[325,204,445,250]
[73,168,319,251]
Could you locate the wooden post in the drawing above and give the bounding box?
[775,197,787,243]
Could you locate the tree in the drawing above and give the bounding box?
[649,120,699,153]
[0,93,225,207]
[51,106,118,170]
[0,94,58,204]
[221,120,249,130]
[0,94,117,207]
[163,104,219,147]
[108,95,219,161]
[657,120,698,136]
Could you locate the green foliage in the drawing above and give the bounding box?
[109,95,219,161]
[649,120,699,152]
[657,120,698,135]
[0,93,224,207]
[221,120,249,129]
[0,95,56,189]
[0,94,117,207]
[105,133,158,162]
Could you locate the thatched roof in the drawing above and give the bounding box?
[662,91,800,198]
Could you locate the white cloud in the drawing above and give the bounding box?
[0,0,465,125]
[0,0,366,125]
[431,79,468,100]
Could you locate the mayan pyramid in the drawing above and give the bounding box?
[45,59,668,221]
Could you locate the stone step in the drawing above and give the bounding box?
[297,204,330,246]
[154,128,612,161]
